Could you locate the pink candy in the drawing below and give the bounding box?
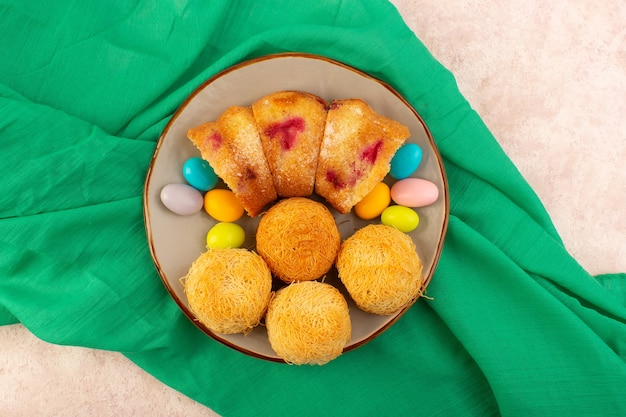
[390,178,439,208]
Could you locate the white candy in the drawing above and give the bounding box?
[160,183,204,215]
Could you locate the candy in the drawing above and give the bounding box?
[204,189,245,222]
[160,183,204,215]
[206,222,246,249]
[354,182,391,220]
[390,178,439,208]
[183,157,218,191]
[389,143,422,180]
[381,205,419,233]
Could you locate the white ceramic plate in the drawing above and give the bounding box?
[144,53,449,362]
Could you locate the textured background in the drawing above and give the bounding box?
[1,1,624,416]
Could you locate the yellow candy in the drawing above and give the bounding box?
[381,205,419,233]
[204,189,244,222]
[354,182,391,220]
[206,222,246,249]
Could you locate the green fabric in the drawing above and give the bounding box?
[1,1,625,416]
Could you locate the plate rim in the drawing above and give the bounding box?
[143,52,450,363]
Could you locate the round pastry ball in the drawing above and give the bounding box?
[337,224,424,315]
[183,248,273,335]
[266,281,351,365]
[256,197,340,283]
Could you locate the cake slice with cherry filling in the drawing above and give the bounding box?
[187,106,277,217]
[252,91,328,197]
[315,99,410,214]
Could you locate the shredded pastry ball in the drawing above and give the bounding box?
[183,248,273,335]
[337,224,424,315]
[256,197,340,283]
[266,281,351,365]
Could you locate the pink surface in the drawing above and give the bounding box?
[1,1,624,416]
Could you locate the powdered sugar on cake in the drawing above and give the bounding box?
[186,92,410,217]
[314,98,410,214]
[252,91,328,197]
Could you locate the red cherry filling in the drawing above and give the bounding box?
[326,163,364,190]
[360,140,383,164]
[265,117,305,151]
[205,131,222,150]
[243,167,257,181]
[326,169,346,190]
[325,141,383,190]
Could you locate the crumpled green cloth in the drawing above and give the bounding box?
[1,1,625,416]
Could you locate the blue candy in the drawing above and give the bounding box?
[389,143,422,179]
[182,157,218,191]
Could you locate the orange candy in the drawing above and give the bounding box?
[354,182,391,220]
[204,189,245,222]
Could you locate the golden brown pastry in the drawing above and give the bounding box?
[252,91,328,197]
[186,106,277,217]
[256,197,340,283]
[183,248,273,334]
[266,281,351,365]
[315,99,410,213]
[336,224,423,315]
